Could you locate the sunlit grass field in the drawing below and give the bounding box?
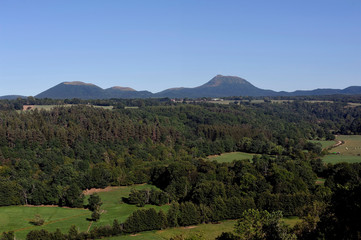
[322,155,361,164]
[0,184,168,240]
[103,217,301,240]
[310,140,335,149]
[105,220,237,240]
[208,152,256,163]
[322,135,361,164]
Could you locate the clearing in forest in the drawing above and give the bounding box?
[207,152,256,163]
[105,217,301,240]
[322,135,361,164]
[0,184,168,240]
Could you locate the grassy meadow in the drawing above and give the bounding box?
[0,184,168,240]
[321,135,361,164]
[1,182,301,240]
[208,152,256,163]
[99,217,301,240]
[105,220,237,240]
[310,140,335,149]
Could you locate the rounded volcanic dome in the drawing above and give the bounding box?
[203,75,249,87]
[63,81,96,86]
[110,86,136,91]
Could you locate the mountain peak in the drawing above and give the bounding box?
[109,86,136,92]
[202,75,250,87]
[63,81,96,86]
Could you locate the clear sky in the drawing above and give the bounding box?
[0,0,360,96]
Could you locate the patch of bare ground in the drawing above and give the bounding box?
[332,140,343,148]
[83,186,120,195]
[315,180,324,185]
[182,226,197,229]
[83,184,146,195]
[24,204,85,209]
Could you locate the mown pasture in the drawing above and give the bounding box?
[322,135,361,164]
[1,182,301,240]
[0,184,168,240]
[208,152,256,163]
[106,220,237,240]
[310,139,335,149]
[103,217,301,240]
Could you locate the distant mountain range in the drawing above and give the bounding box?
[34,81,153,99]
[1,75,361,99]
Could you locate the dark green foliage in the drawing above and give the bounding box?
[29,214,45,226]
[91,209,101,221]
[112,219,122,235]
[26,230,51,240]
[25,229,66,240]
[89,225,113,239]
[191,180,226,205]
[216,232,241,240]
[2,98,361,237]
[59,184,84,208]
[0,231,14,240]
[0,180,22,206]
[318,163,361,239]
[123,208,164,233]
[234,209,295,240]
[224,197,256,219]
[178,202,200,226]
[67,225,78,240]
[87,189,103,222]
[158,210,168,229]
[167,202,180,227]
[150,188,169,205]
[51,229,66,240]
[127,188,149,207]
[88,193,102,211]
[126,188,169,207]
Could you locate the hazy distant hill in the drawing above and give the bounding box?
[0,95,27,100]
[155,75,277,98]
[2,75,361,99]
[36,82,105,99]
[105,87,153,98]
[35,81,152,99]
[285,86,361,96]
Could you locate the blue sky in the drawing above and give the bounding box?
[0,0,360,96]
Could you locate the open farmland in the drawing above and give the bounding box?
[322,135,361,164]
[0,185,168,240]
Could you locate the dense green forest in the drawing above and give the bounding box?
[1,97,361,239]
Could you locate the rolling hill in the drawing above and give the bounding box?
[1,75,360,99]
[154,75,278,98]
[35,82,152,99]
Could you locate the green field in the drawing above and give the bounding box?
[283,216,301,228]
[315,178,326,185]
[208,152,256,163]
[310,140,335,149]
[103,216,301,240]
[0,206,90,239]
[322,135,361,164]
[107,220,236,240]
[0,184,168,240]
[322,155,361,164]
[0,182,301,240]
